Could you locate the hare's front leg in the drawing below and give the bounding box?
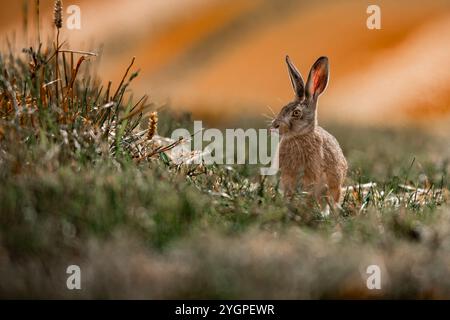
[303,174,328,207]
[280,171,298,198]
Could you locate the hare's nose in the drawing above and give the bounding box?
[272,121,280,129]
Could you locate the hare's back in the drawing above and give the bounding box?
[316,126,347,176]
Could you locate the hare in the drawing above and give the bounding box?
[271,56,347,206]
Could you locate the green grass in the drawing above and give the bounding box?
[1,118,450,298]
[1,24,450,299]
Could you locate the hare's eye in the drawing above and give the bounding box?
[292,109,301,117]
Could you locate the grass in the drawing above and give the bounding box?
[1,1,450,299]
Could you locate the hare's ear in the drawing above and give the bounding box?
[305,56,329,99]
[286,55,305,100]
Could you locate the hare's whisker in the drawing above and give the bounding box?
[261,113,274,121]
[266,105,276,116]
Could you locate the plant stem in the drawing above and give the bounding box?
[36,0,40,47]
[55,28,60,109]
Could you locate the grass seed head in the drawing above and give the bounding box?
[54,0,63,29]
[148,112,158,141]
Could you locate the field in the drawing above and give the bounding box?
[1,60,450,299]
[1,1,450,299]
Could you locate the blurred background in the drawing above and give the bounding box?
[1,0,449,128]
[1,1,450,299]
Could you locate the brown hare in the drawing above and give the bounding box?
[271,56,347,206]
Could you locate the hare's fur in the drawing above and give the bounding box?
[279,126,347,203]
[273,56,347,204]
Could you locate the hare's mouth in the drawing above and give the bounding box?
[270,120,290,134]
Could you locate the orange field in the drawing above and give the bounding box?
[1,0,449,127]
